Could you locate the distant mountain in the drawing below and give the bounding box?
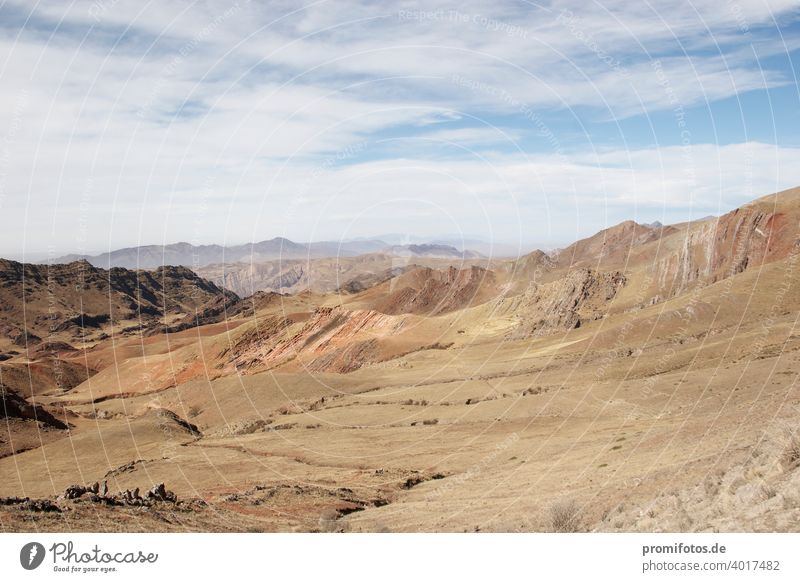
[44,238,489,269]
[347,233,430,246]
[385,244,483,259]
[195,252,488,297]
[306,239,389,256]
[46,238,311,270]
[430,238,533,257]
[245,238,310,261]
[352,234,536,257]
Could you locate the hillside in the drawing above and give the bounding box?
[0,259,238,352]
[2,186,800,533]
[196,253,489,297]
[354,265,502,316]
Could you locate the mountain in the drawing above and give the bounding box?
[241,238,310,262]
[46,238,310,270]
[0,259,238,350]
[3,186,800,534]
[195,253,488,297]
[350,234,534,256]
[431,237,537,257]
[533,186,800,304]
[306,239,389,256]
[46,238,488,269]
[384,244,483,259]
[555,219,677,268]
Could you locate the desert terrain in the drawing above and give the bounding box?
[1,187,799,532]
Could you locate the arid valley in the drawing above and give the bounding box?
[1,187,799,533]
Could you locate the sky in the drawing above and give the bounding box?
[1,0,799,260]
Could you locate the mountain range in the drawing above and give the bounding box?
[2,185,799,533]
[45,238,491,270]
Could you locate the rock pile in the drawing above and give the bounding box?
[62,481,177,505]
[0,496,61,512]
[145,483,177,502]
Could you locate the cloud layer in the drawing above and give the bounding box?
[1,0,798,258]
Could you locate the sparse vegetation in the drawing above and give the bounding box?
[548,500,582,533]
[759,483,777,501]
[779,429,800,470]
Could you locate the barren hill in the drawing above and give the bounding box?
[508,186,800,308]
[196,253,489,297]
[2,186,800,533]
[0,259,238,351]
[357,265,502,316]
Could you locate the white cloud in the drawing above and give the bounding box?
[0,0,798,258]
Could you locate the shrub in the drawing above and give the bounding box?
[759,483,777,501]
[780,430,800,470]
[548,500,582,532]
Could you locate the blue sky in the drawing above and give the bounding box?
[1,0,799,259]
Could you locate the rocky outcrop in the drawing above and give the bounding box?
[307,339,382,373]
[509,268,626,337]
[0,496,61,512]
[654,203,799,297]
[150,408,202,437]
[0,383,68,429]
[213,263,307,296]
[228,306,408,373]
[62,481,177,505]
[146,482,177,502]
[0,259,239,342]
